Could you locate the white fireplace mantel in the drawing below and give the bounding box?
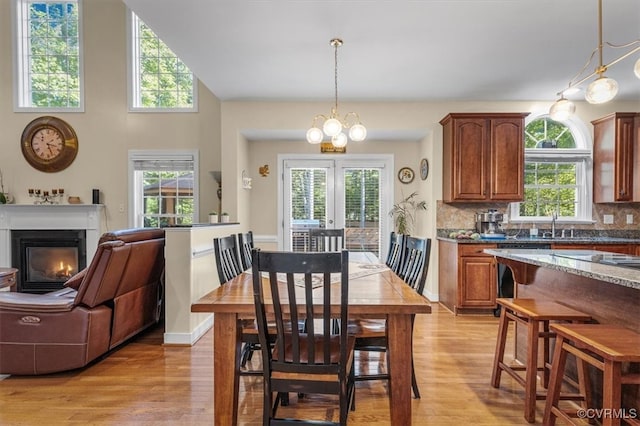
[0,204,106,269]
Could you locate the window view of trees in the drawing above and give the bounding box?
[344,169,380,227]
[132,14,194,109]
[520,117,580,218]
[17,1,81,109]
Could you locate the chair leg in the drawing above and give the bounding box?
[411,358,420,399]
[524,318,540,423]
[491,305,509,388]
[240,343,252,367]
[543,334,569,426]
[602,359,623,426]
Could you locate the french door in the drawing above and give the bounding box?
[281,155,393,258]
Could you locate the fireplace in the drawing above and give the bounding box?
[0,204,105,293]
[11,230,87,293]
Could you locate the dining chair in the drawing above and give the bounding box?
[237,230,254,270]
[213,234,243,284]
[349,236,431,399]
[251,248,356,425]
[308,228,345,252]
[385,231,405,274]
[214,234,262,374]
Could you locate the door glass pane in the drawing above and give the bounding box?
[289,168,327,252]
[343,168,381,257]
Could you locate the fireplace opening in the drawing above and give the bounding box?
[11,230,87,293]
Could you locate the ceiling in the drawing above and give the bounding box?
[121,0,640,104]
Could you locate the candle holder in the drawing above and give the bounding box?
[29,188,64,205]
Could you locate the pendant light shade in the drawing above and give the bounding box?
[585,76,619,104]
[549,98,577,121]
[306,38,366,148]
[306,127,324,144]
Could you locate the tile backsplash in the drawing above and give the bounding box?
[436,200,640,235]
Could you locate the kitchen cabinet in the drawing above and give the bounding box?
[439,241,497,314]
[592,112,640,203]
[440,113,529,202]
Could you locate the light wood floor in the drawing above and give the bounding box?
[0,304,553,425]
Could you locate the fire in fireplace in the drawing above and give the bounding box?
[11,230,87,293]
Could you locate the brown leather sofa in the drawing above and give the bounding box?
[0,228,165,375]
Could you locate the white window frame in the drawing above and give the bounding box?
[128,150,200,228]
[13,0,85,112]
[126,9,198,112]
[510,114,593,224]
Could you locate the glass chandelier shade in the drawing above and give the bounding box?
[306,38,366,147]
[585,76,619,104]
[549,97,576,121]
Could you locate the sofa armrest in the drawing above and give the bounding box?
[0,288,76,312]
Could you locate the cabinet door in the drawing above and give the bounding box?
[452,118,487,200]
[490,118,524,201]
[593,113,639,202]
[613,117,635,201]
[459,255,496,307]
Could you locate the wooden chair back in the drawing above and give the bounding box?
[251,248,355,423]
[399,236,431,294]
[385,232,405,274]
[213,234,242,284]
[308,228,345,252]
[237,231,254,271]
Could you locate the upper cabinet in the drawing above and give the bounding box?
[592,112,640,203]
[440,113,529,203]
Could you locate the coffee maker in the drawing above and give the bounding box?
[475,209,505,238]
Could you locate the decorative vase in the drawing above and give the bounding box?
[208,214,218,224]
[221,215,230,223]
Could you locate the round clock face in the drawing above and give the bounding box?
[21,116,78,173]
[31,127,64,160]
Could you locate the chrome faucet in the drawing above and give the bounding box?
[551,211,558,238]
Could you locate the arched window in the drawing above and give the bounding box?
[510,114,593,222]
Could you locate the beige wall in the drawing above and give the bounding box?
[0,0,222,230]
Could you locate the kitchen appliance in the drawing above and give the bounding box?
[475,209,505,238]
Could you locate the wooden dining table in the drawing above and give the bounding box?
[191,255,432,425]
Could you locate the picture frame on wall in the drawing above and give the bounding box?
[398,167,415,184]
[420,158,429,180]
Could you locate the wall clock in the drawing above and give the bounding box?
[21,116,78,173]
[398,167,415,184]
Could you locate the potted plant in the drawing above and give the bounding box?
[389,191,427,235]
[208,212,218,224]
[221,212,230,223]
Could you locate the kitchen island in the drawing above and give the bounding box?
[483,248,639,330]
[437,236,639,314]
[484,248,640,415]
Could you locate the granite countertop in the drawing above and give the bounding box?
[437,236,640,244]
[484,248,640,290]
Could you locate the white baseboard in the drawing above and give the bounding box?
[163,314,213,346]
[423,289,439,302]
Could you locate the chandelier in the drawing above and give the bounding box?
[306,38,366,147]
[549,0,640,121]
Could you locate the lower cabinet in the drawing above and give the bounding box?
[439,241,497,314]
